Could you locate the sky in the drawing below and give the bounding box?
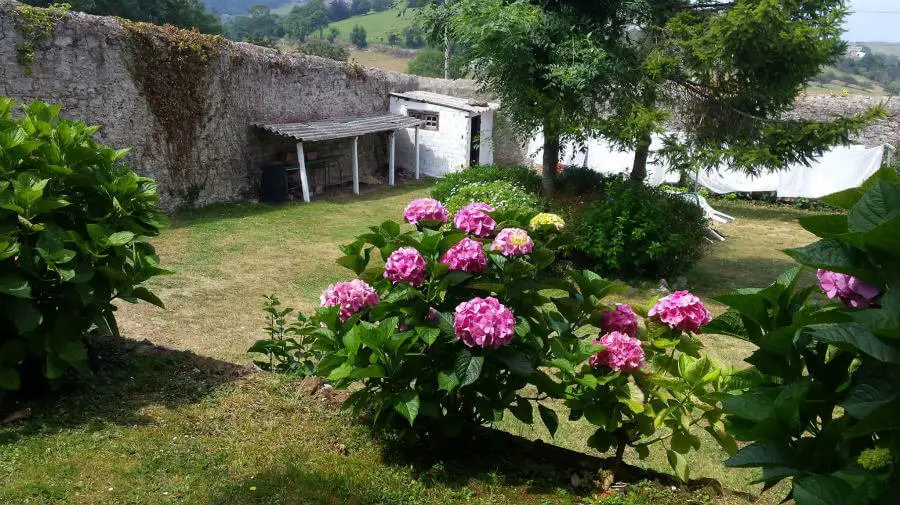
[845,0,900,42]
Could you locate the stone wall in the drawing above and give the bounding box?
[0,1,523,209]
[790,93,900,154]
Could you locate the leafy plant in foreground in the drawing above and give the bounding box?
[0,98,168,403]
[709,167,900,504]
[251,197,731,480]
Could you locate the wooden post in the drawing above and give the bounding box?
[296,141,310,203]
[389,131,396,186]
[414,126,420,180]
[352,136,360,195]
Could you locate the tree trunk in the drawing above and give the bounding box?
[542,122,560,198]
[443,27,451,79]
[630,134,651,182]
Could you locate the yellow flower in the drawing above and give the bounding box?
[249,486,257,491]
[529,213,565,231]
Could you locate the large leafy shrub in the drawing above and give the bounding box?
[443,180,543,216]
[251,198,731,480]
[0,98,167,402]
[572,180,708,279]
[430,164,542,202]
[554,166,618,197]
[709,167,900,504]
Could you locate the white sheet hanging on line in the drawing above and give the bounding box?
[691,167,780,194]
[776,145,883,198]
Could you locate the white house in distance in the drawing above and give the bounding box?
[389,91,500,177]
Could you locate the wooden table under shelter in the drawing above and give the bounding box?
[253,114,425,202]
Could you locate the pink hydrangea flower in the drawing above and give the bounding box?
[454,296,516,348]
[490,228,534,256]
[383,247,427,286]
[453,202,497,237]
[320,279,379,322]
[600,304,638,337]
[817,269,880,309]
[440,237,488,273]
[648,291,712,333]
[589,332,645,373]
[403,198,449,225]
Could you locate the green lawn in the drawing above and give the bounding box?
[329,8,418,45]
[0,182,823,505]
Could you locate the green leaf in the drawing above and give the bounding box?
[0,367,21,390]
[538,404,558,437]
[493,347,535,376]
[725,442,793,468]
[704,310,750,340]
[437,370,460,392]
[509,397,533,424]
[0,276,31,298]
[106,231,135,246]
[842,377,898,419]
[797,214,849,238]
[11,300,42,333]
[454,349,483,387]
[847,179,900,233]
[786,240,878,284]
[130,287,165,308]
[803,323,900,363]
[393,389,420,426]
[583,404,608,428]
[416,327,440,346]
[666,449,689,482]
[793,475,855,505]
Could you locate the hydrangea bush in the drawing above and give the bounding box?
[0,98,168,402]
[708,167,900,504]
[252,198,732,479]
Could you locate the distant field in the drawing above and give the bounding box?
[328,8,418,44]
[807,65,891,97]
[349,49,413,73]
[271,1,302,15]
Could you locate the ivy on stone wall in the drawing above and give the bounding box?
[121,20,225,206]
[12,2,70,75]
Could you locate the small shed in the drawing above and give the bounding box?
[254,114,423,202]
[389,91,500,177]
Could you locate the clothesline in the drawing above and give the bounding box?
[527,134,886,198]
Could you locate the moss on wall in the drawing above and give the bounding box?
[121,20,226,205]
[12,2,69,75]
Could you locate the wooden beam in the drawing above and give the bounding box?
[296,142,310,203]
[414,126,420,180]
[352,136,360,195]
[388,131,396,186]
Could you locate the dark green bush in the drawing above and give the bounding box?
[431,164,542,202]
[443,180,543,217]
[0,98,168,402]
[572,180,707,279]
[554,166,617,197]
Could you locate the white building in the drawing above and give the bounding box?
[389,91,500,177]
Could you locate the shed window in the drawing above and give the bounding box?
[408,110,439,131]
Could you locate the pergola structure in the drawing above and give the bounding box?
[254,114,424,202]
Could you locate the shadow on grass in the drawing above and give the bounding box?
[689,256,809,299]
[0,334,246,445]
[167,179,435,230]
[374,427,742,501]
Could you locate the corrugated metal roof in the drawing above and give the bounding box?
[390,91,500,113]
[253,114,424,142]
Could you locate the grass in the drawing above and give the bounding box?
[350,49,413,73]
[0,182,824,504]
[329,8,418,45]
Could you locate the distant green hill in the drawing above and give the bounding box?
[206,0,294,16]
[328,8,419,44]
[863,42,900,58]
